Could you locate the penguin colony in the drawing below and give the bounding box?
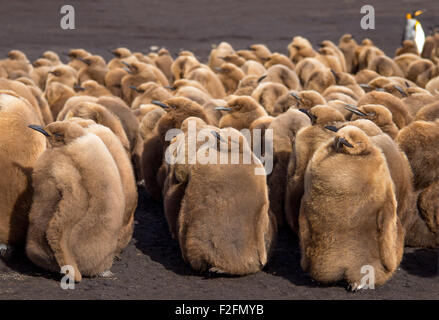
[0,29,438,290]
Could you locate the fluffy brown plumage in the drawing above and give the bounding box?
[163,126,276,275]
[26,121,125,282]
[284,105,345,233]
[300,125,404,289]
[0,91,46,248]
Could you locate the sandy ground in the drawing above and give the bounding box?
[0,0,438,299]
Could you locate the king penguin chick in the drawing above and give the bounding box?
[0,91,46,250]
[344,119,437,248]
[164,127,277,275]
[141,97,209,201]
[396,120,439,244]
[357,91,413,129]
[26,121,125,282]
[284,105,345,234]
[266,109,311,226]
[57,101,130,153]
[77,55,109,86]
[299,125,404,290]
[67,118,138,252]
[346,104,399,139]
[272,90,326,116]
[217,96,268,130]
[251,81,289,115]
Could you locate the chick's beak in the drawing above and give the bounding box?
[257,75,267,83]
[298,108,316,123]
[28,124,50,137]
[337,137,354,149]
[211,130,227,143]
[74,83,85,92]
[344,106,367,117]
[393,85,408,97]
[214,106,232,111]
[151,100,169,109]
[325,125,339,132]
[77,57,91,65]
[290,92,302,102]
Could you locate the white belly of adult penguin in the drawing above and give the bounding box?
[403,10,426,54]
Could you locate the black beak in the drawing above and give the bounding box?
[325,125,339,132]
[77,57,91,65]
[257,75,267,83]
[330,69,340,83]
[290,92,302,103]
[130,85,144,93]
[337,137,354,148]
[393,85,408,97]
[299,108,316,123]
[28,124,50,137]
[73,83,85,92]
[344,105,367,117]
[121,61,131,69]
[211,130,227,143]
[151,100,169,109]
[214,106,232,111]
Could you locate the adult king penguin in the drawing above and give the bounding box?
[403,10,426,54]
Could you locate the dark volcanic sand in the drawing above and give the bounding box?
[0,0,438,299]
